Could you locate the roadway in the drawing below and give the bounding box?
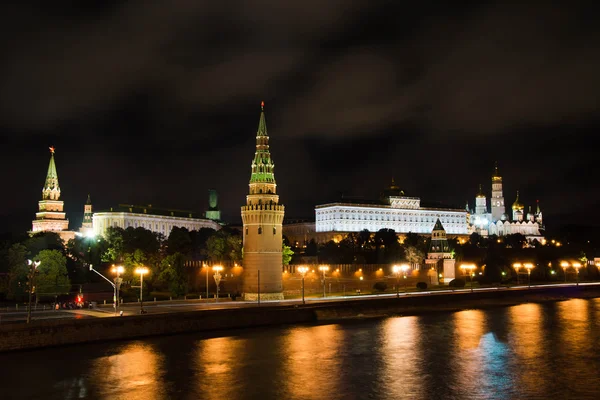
[1,281,598,324]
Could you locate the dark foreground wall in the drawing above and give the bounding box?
[1,285,599,353]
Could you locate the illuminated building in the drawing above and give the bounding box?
[424,219,456,284]
[468,163,544,241]
[241,102,285,300]
[31,147,75,241]
[314,178,469,237]
[92,204,221,238]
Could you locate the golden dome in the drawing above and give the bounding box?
[512,190,524,210]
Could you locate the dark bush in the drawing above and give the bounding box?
[373,281,387,292]
[449,279,466,288]
[416,282,428,290]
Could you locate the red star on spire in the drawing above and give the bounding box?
[49,146,55,154]
[261,101,264,110]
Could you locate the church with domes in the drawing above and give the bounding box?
[467,163,544,241]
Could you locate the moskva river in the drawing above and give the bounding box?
[2,298,599,399]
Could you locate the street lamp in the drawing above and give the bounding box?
[572,262,582,286]
[26,259,41,324]
[135,267,149,314]
[513,262,522,285]
[523,263,534,288]
[560,261,570,283]
[401,264,409,293]
[213,265,223,302]
[297,266,309,304]
[392,265,401,298]
[460,264,476,292]
[203,263,209,300]
[89,264,117,315]
[318,265,329,298]
[111,265,124,314]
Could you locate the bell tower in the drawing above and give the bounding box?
[241,102,285,300]
[490,162,505,222]
[32,147,69,233]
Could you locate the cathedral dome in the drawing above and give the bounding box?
[476,184,485,198]
[512,190,524,210]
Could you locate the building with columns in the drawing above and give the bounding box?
[241,102,285,301]
[92,204,221,238]
[468,163,544,241]
[31,147,75,242]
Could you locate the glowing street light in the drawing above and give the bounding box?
[560,261,570,283]
[135,267,149,314]
[392,265,401,298]
[318,265,329,298]
[523,263,534,288]
[111,265,125,314]
[460,264,476,292]
[26,259,41,324]
[572,262,582,286]
[513,262,522,285]
[297,266,309,304]
[213,265,223,302]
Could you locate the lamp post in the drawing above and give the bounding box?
[297,266,308,304]
[560,261,569,283]
[513,262,522,285]
[213,265,223,302]
[460,264,476,292]
[392,265,401,298]
[26,259,41,324]
[318,265,329,298]
[401,264,409,293]
[135,267,149,314]
[111,265,124,314]
[203,263,209,300]
[572,262,581,286]
[523,263,534,288]
[89,264,117,315]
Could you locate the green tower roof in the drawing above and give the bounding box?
[432,218,445,232]
[250,101,276,184]
[45,146,59,191]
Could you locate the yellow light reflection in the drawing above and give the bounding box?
[282,324,343,398]
[381,316,423,398]
[453,309,485,350]
[194,337,245,399]
[91,343,165,399]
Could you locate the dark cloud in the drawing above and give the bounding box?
[0,1,598,234]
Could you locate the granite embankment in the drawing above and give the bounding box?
[1,285,599,352]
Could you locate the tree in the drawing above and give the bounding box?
[35,250,71,299]
[404,245,424,265]
[159,252,188,297]
[305,239,318,256]
[206,232,227,261]
[24,232,64,257]
[282,244,294,266]
[7,243,28,301]
[166,227,192,256]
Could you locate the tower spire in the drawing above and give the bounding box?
[250,101,275,184]
[45,146,59,195]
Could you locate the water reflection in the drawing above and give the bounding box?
[282,324,343,400]
[380,316,423,398]
[89,342,166,400]
[193,336,246,400]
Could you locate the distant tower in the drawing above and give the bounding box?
[32,147,70,233]
[512,190,524,221]
[205,189,221,221]
[475,184,487,215]
[241,102,285,301]
[527,205,535,222]
[83,194,93,229]
[424,219,456,285]
[491,162,505,222]
[535,199,543,226]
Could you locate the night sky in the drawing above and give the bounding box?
[1,1,599,235]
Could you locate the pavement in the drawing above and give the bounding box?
[1,281,598,324]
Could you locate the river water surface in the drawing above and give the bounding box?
[1,298,600,399]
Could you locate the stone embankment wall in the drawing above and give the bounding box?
[1,285,599,352]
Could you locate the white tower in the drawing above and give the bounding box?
[475,184,487,215]
[491,162,505,222]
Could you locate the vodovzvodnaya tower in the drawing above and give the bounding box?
[241,102,285,300]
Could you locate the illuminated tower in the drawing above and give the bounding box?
[83,194,93,229]
[205,189,221,221]
[241,102,285,300]
[512,190,524,221]
[32,147,69,233]
[475,184,487,215]
[490,162,505,222]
